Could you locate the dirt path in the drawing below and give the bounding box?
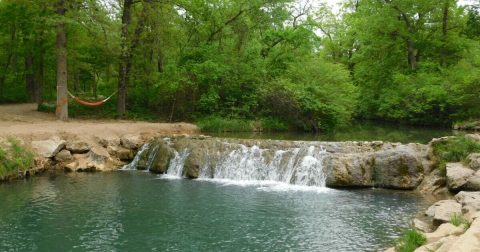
[0,104,199,142]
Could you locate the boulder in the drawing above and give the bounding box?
[64,161,78,172]
[465,133,480,142]
[416,169,447,195]
[54,149,72,162]
[425,200,462,224]
[425,223,465,243]
[107,145,134,161]
[31,137,66,158]
[324,153,374,188]
[86,147,114,171]
[467,153,480,170]
[455,191,480,221]
[446,218,480,252]
[121,134,143,149]
[98,136,120,148]
[148,141,174,174]
[415,235,458,252]
[464,171,480,191]
[446,163,475,191]
[413,218,433,233]
[373,148,424,189]
[66,141,90,154]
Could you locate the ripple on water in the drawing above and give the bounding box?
[0,172,429,252]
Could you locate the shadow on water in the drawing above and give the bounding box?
[209,121,453,144]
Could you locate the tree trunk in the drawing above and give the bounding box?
[55,0,68,120]
[117,0,133,116]
[407,39,417,71]
[440,0,449,67]
[35,51,44,106]
[25,54,35,101]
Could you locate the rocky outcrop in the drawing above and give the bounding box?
[66,141,90,154]
[425,223,465,243]
[121,134,143,149]
[324,154,374,187]
[373,146,425,189]
[455,191,480,221]
[447,163,475,191]
[467,153,480,170]
[425,200,462,224]
[32,137,66,158]
[447,217,480,251]
[417,169,448,195]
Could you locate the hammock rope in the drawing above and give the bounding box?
[67,90,118,106]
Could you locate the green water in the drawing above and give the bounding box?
[0,172,431,252]
[210,121,453,143]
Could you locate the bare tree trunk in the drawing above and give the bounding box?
[117,0,133,116]
[35,51,44,106]
[55,0,68,120]
[25,54,35,101]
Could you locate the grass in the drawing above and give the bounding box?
[432,135,480,174]
[450,213,471,230]
[196,116,290,133]
[395,229,427,252]
[0,138,34,180]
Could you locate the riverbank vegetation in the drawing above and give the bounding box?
[432,135,480,172]
[0,138,34,180]
[395,229,427,252]
[0,0,478,132]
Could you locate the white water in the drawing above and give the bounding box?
[165,149,190,177]
[195,144,328,189]
[121,144,150,170]
[126,141,329,190]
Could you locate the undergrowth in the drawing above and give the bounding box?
[0,138,34,180]
[432,135,480,174]
[395,229,427,252]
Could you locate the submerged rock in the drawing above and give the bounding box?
[32,137,66,158]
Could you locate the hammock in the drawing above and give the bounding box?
[67,90,118,106]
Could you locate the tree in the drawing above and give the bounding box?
[55,0,68,120]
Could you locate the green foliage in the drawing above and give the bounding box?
[1,0,480,131]
[432,136,480,172]
[395,229,427,252]
[0,138,34,179]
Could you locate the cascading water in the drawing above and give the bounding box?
[124,139,329,189]
[197,144,328,187]
[121,143,150,170]
[165,149,189,177]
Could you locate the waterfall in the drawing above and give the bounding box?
[125,139,329,190]
[165,149,190,177]
[196,144,328,187]
[121,144,150,170]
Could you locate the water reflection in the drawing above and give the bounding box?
[0,173,430,252]
[209,121,453,143]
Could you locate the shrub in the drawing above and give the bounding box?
[395,229,427,252]
[432,136,480,173]
[0,138,34,180]
[197,116,253,132]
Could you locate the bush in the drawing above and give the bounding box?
[395,229,427,252]
[432,136,480,173]
[197,116,253,132]
[0,138,34,180]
